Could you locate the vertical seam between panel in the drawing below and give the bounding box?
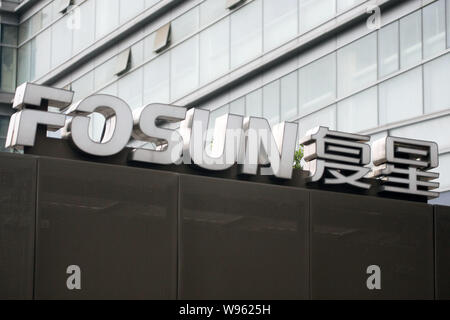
[32,158,39,300]
[433,206,437,300]
[308,191,312,300]
[176,174,181,300]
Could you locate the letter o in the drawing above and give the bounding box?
[71,95,133,156]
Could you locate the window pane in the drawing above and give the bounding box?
[400,11,422,69]
[143,53,170,104]
[143,32,157,60]
[31,28,51,79]
[72,71,94,102]
[264,0,297,50]
[30,12,42,37]
[337,0,364,12]
[118,68,143,110]
[73,0,95,53]
[200,18,229,85]
[390,115,450,150]
[208,105,229,145]
[153,23,170,53]
[230,0,262,68]
[171,35,199,100]
[263,81,280,125]
[94,58,116,90]
[1,24,17,45]
[338,87,378,133]
[299,53,336,114]
[119,0,144,24]
[171,8,199,44]
[424,53,450,114]
[30,3,52,37]
[0,116,11,152]
[41,4,53,29]
[338,33,377,97]
[87,112,106,143]
[115,49,131,76]
[246,89,262,117]
[0,47,17,92]
[298,105,336,139]
[0,116,9,138]
[423,0,446,59]
[447,0,450,48]
[379,21,399,78]
[299,0,335,33]
[230,97,245,115]
[95,0,119,39]
[131,41,144,68]
[0,138,6,152]
[280,71,298,121]
[51,16,73,68]
[99,82,118,96]
[379,67,423,125]
[17,43,31,85]
[209,105,229,129]
[200,0,227,27]
[145,0,159,8]
[433,153,450,191]
[19,20,30,44]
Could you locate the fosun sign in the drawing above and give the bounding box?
[6,83,441,199]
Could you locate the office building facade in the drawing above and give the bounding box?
[0,0,449,202]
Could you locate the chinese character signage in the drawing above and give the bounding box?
[371,137,439,198]
[4,83,441,200]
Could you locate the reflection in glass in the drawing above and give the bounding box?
[379,22,399,78]
[338,33,377,97]
[73,0,95,53]
[299,53,336,114]
[264,0,297,50]
[298,105,336,139]
[200,18,229,85]
[118,68,143,110]
[400,11,422,69]
[280,72,298,121]
[200,0,227,27]
[231,0,262,68]
[0,47,16,92]
[95,0,120,39]
[379,67,423,125]
[299,0,335,33]
[424,53,450,114]
[263,81,280,125]
[423,0,446,59]
[144,53,170,104]
[230,98,245,116]
[171,8,199,44]
[119,0,145,24]
[171,36,199,100]
[246,89,263,117]
[51,16,73,68]
[338,87,378,133]
[31,29,51,80]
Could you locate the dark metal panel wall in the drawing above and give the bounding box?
[33,157,179,300]
[178,175,309,300]
[310,191,434,300]
[435,205,450,300]
[0,154,36,300]
[0,153,444,299]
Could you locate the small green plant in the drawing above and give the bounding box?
[293,145,304,170]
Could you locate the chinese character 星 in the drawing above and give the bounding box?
[371,136,440,198]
